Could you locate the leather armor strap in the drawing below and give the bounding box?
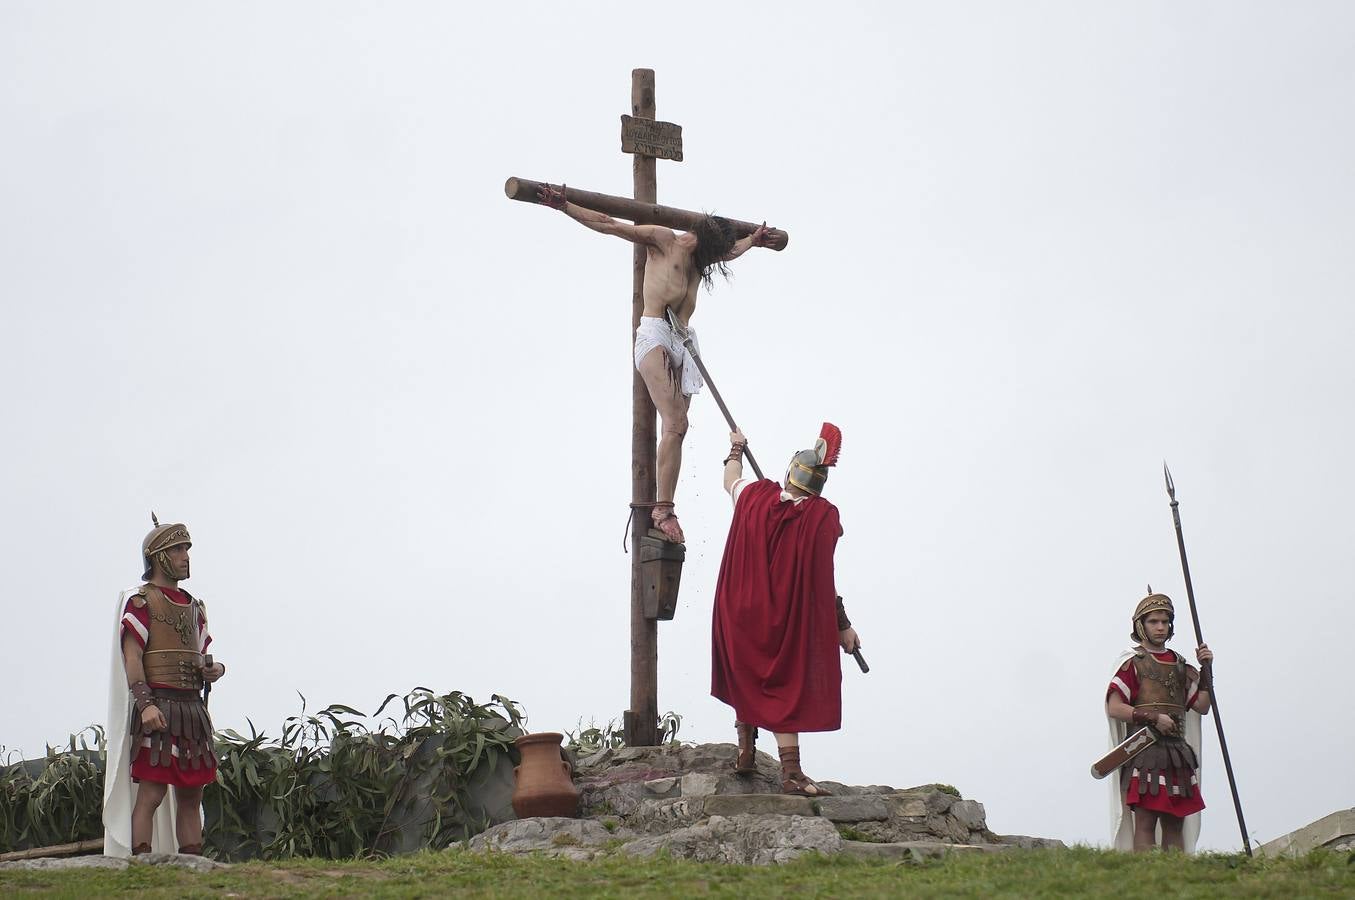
[1130,707,1156,726]
[130,681,155,715]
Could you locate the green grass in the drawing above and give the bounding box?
[2,847,1352,898]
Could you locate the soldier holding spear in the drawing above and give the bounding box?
[1104,591,1213,851]
[1098,465,1251,854]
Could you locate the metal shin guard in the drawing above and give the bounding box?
[734,721,758,774]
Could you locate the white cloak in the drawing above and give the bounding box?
[102,586,177,857]
[1106,645,1203,852]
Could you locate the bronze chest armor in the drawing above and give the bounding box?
[141,586,204,690]
[1132,650,1188,730]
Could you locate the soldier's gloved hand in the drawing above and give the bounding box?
[141,704,167,733]
[1154,713,1177,735]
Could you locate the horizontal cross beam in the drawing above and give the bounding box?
[504,177,789,251]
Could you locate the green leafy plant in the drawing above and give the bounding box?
[0,689,524,860]
[565,710,683,756]
[205,688,525,860]
[0,727,105,853]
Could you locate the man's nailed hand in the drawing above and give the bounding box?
[750,222,774,248]
[538,183,568,211]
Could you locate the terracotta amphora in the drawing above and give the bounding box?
[511,732,579,818]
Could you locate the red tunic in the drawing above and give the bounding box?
[121,586,217,787]
[711,479,843,733]
[1107,651,1204,817]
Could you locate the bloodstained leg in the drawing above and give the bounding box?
[637,346,690,541]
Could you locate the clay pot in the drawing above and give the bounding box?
[511,732,579,819]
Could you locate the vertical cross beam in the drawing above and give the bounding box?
[624,68,660,747]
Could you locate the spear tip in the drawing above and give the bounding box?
[1163,461,1176,498]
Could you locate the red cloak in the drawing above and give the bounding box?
[711,479,843,733]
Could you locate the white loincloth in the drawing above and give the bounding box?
[103,586,179,857]
[634,316,703,397]
[1106,645,1202,852]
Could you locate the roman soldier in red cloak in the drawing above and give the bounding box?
[711,423,862,796]
[103,515,225,857]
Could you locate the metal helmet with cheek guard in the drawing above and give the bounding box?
[141,512,192,580]
[1131,589,1175,643]
[785,423,842,497]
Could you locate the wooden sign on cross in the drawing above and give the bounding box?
[503,69,788,746]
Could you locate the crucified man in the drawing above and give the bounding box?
[539,183,776,542]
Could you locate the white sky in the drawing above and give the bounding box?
[2,1,1352,851]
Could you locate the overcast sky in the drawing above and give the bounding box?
[3,2,1352,851]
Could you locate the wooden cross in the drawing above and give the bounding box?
[504,69,788,746]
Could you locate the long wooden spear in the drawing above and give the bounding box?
[1164,463,1252,856]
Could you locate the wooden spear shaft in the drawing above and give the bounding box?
[1164,464,1253,856]
[505,177,789,251]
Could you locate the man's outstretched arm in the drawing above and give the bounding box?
[539,184,670,247]
[722,222,775,261]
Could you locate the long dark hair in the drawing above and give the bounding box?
[690,214,737,290]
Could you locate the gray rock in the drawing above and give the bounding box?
[129,853,232,872]
[1260,808,1355,858]
[816,796,891,823]
[950,799,987,831]
[467,817,618,854]
[703,794,815,817]
[996,834,1067,850]
[0,855,129,871]
[925,813,973,844]
[679,773,720,797]
[622,814,841,865]
[627,798,706,833]
[642,777,678,796]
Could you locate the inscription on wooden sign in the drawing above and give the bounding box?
[621,115,684,161]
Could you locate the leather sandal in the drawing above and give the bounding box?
[734,721,758,774]
[779,745,833,797]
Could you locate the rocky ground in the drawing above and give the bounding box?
[469,742,1063,865]
[2,741,1064,871]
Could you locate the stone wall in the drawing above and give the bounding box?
[469,742,1062,864]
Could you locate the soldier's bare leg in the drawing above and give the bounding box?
[637,346,690,542]
[174,785,205,852]
[131,781,168,850]
[1158,813,1186,850]
[1132,808,1160,851]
